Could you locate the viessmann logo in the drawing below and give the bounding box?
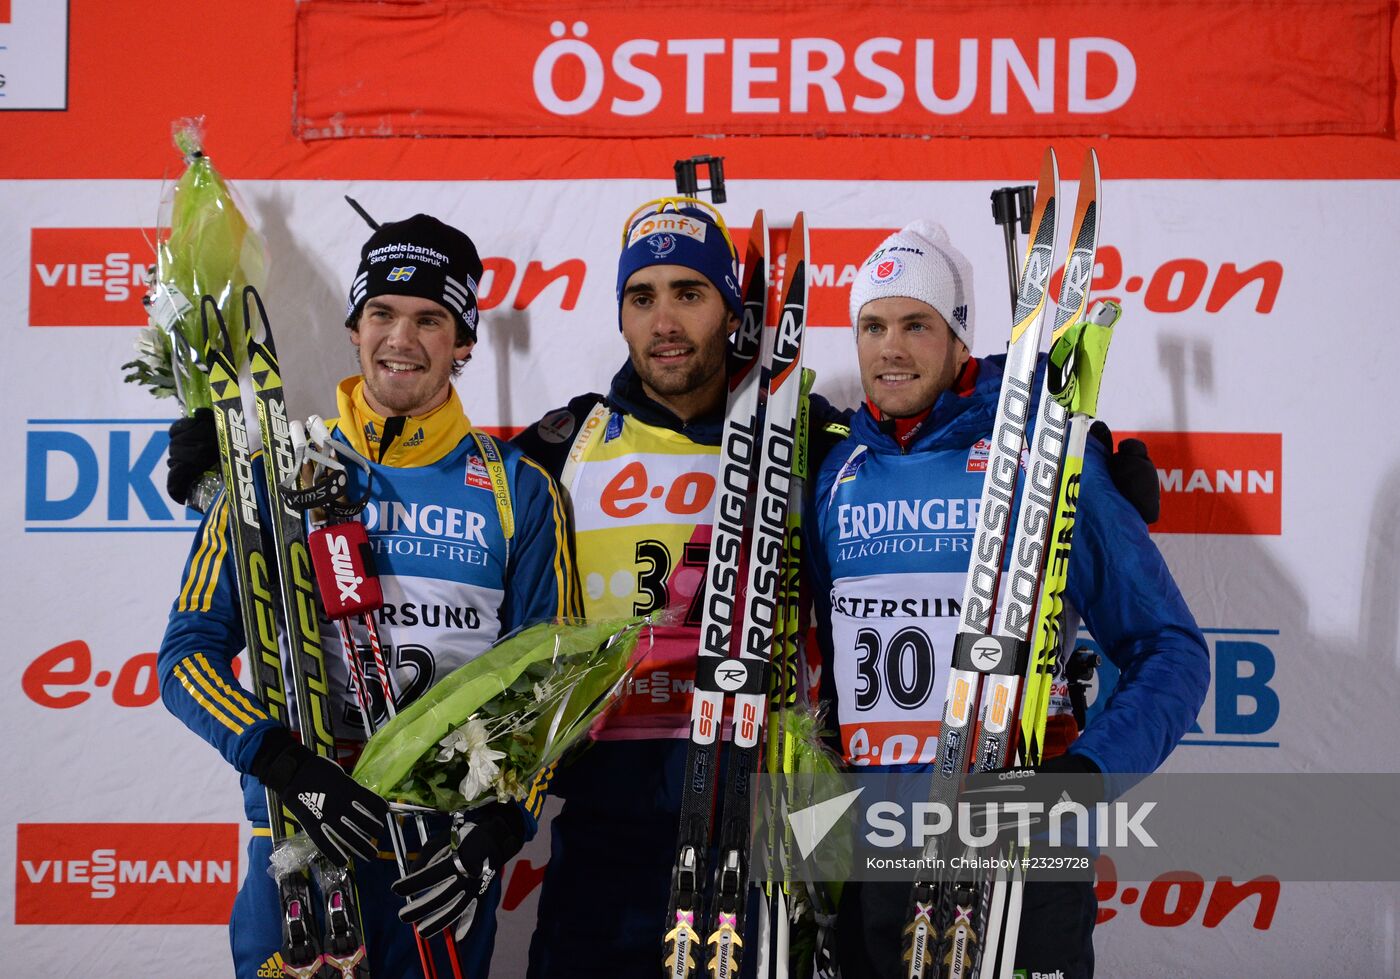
[1122,431,1282,536]
[29,228,160,326]
[16,823,240,924]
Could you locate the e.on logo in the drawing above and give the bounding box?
[29,228,159,327]
[1120,432,1281,535]
[16,823,239,924]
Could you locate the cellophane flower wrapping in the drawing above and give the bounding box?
[351,616,649,811]
[122,115,267,412]
[772,705,848,977]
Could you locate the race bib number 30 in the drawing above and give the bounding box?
[831,572,967,766]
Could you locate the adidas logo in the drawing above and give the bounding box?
[477,864,496,895]
[256,954,284,977]
[299,791,326,819]
[478,868,501,901]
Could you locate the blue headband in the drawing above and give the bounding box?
[616,202,743,328]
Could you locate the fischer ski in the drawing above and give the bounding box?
[901,148,1061,979]
[203,288,371,979]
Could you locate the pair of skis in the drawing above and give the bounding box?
[204,288,371,979]
[664,211,810,979]
[902,148,1115,979]
[202,288,462,979]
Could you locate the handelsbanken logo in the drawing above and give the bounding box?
[16,823,239,924]
[1121,432,1281,535]
[29,228,161,327]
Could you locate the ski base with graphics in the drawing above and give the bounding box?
[947,150,1103,979]
[978,298,1122,979]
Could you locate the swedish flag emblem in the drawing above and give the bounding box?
[387,266,417,281]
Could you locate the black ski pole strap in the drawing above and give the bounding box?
[1066,648,1100,730]
[951,632,1031,677]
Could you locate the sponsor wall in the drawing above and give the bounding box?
[3,1,1400,976]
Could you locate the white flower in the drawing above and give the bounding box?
[458,745,507,802]
[436,728,470,762]
[437,714,488,762]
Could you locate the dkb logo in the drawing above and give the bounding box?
[1083,628,1281,748]
[25,419,200,532]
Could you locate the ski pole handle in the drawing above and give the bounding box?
[990,185,1033,317]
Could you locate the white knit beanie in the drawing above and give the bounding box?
[848,221,975,350]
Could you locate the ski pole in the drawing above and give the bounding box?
[990,185,1033,316]
[294,429,466,979]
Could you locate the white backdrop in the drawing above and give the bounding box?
[4,173,1400,976]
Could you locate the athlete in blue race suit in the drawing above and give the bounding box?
[157,214,578,978]
[806,222,1210,978]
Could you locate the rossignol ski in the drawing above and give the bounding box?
[204,288,371,979]
[665,210,772,979]
[664,213,810,979]
[976,298,1121,979]
[957,150,1102,979]
[901,148,1060,979]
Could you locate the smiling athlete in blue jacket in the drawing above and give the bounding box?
[807,221,1209,978]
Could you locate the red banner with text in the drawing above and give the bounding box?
[296,0,1392,139]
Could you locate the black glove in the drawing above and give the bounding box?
[251,727,389,866]
[392,803,527,939]
[1091,421,1160,525]
[166,407,219,506]
[958,752,1104,852]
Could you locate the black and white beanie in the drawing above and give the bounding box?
[345,214,484,341]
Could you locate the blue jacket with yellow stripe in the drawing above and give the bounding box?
[157,378,580,827]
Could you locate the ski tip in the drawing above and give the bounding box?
[786,211,809,269]
[1039,146,1059,190]
[746,209,769,256]
[776,212,808,312]
[1081,147,1101,197]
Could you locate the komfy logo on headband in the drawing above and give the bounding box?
[627,214,708,248]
